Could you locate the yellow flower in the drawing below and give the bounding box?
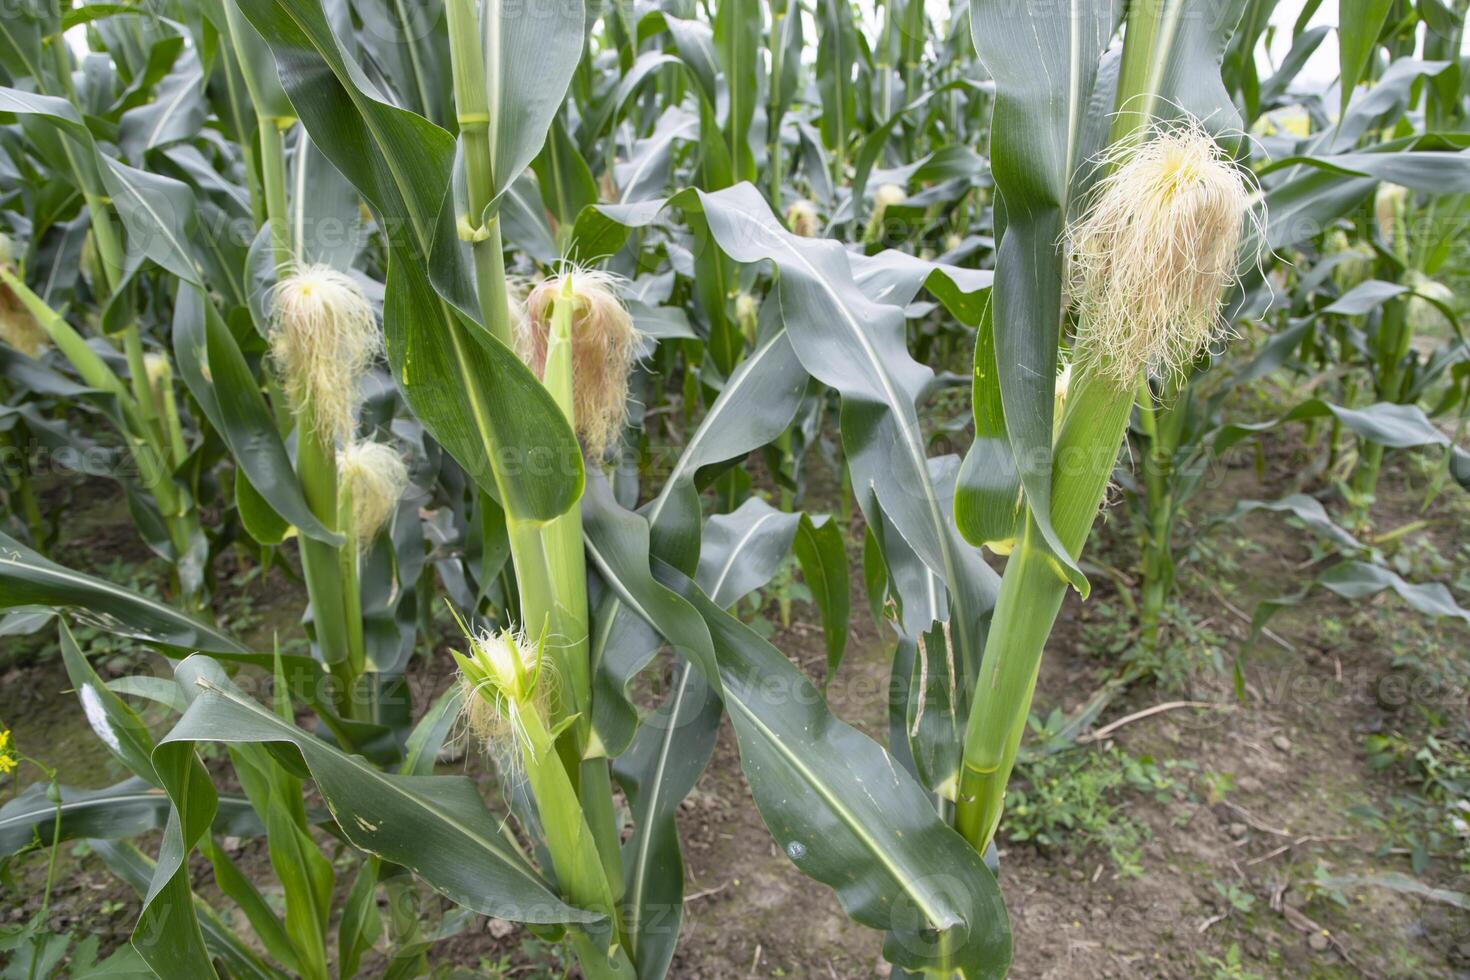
[0,729,17,774]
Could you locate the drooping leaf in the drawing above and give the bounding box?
[155,656,599,927]
[0,779,260,857]
[582,478,1011,977]
[0,531,251,656]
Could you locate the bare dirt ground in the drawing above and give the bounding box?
[3,428,1469,979]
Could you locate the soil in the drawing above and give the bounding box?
[3,419,1469,979]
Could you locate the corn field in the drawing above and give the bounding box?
[0,0,1468,975]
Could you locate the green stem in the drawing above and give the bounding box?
[336,481,369,699]
[39,41,205,602]
[472,219,514,346]
[954,0,1181,852]
[1135,386,1172,653]
[954,361,1134,850]
[1108,0,1172,145]
[221,46,266,225]
[0,268,196,590]
[157,368,189,467]
[296,411,356,717]
[767,5,785,205]
[445,0,515,347]
[1350,297,1412,505]
[536,282,625,936]
[259,117,295,274]
[29,776,62,980]
[515,703,635,980]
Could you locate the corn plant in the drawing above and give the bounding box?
[2,0,1469,977]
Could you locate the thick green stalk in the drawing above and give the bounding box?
[445,0,514,347]
[121,319,164,440]
[535,285,626,906]
[157,369,189,468]
[336,479,370,695]
[223,12,359,698]
[534,288,592,729]
[259,118,295,274]
[1108,0,1173,144]
[0,269,191,565]
[445,0,619,935]
[515,703,635,980]
[954,361,1134,850]
[472,220,514,346]
[220,47,267,225]
[45,37,204,602]
[1135,387,1173,653]
[47,41,124,294]
[296,410,357,716]
[1350,298,1412,504]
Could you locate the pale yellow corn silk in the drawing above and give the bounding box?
[268,265,380,445]
[337,440,409,547]
[1325,228,1374,293]
[1405,270,1455,332]
[143,352,172,403]
[873,182,907,213]
[457,628,548,756]
[1374,182,1408,248]
[1067,119,1261,384]
[0,285,47,358]
[785,199,820,237]
[735,292,758,322]
[515,266,637,460]
[0,238,46,358]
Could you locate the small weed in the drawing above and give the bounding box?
[1211,880,1256,914]
[1361,727,1470,872]
[1006,742,1180,876]
[1196,943,1265,980]
[1199,770,1236,806]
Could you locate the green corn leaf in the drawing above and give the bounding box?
[815,0,858,159]
[155,655,600,927]
[133,723,220,977]
[480,0,586,205]
[714,0,759,181]
[957,0,1119,592]
[612,662,721,980]
[338,856,384,978]
[265,782,334,980]
[1259,149,1470,193]
[590,315,809,758]
[91,839,291,980]
[202,836,302,976]
[0,779,261,857]
[171,284,341,545]
[692,182,996,670]
[1338,0,1393,116]
[58,621,158,784]
[696,496,801,609]
[532,111,599,232]
[792,513,851,682]
[1254,559,1470,638]
[1214,399,1470,487]
[1222,495,1364,550]
[582,477,1011,977]
[117,50,206,161]
[0,531,251,656]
